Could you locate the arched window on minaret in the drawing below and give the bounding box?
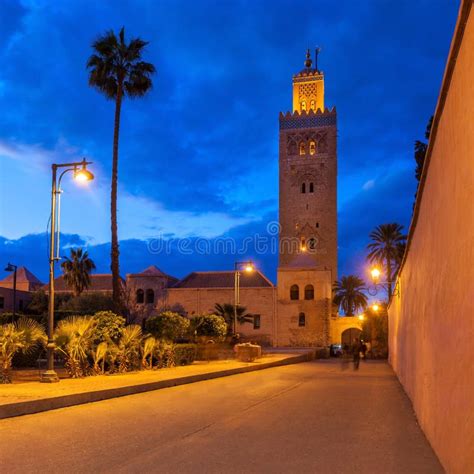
[309,183,314,193]
[301,101,306,111]
[310,100,316,111]
[309,140,316,155]
[136,289,144,304]
[290,285,299,300]
[298,312,306,327]
[299,142,306,155]
[301,183,306,194]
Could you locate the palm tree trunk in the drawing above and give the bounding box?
[111,84,123,309]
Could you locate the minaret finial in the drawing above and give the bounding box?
[314,46,321,71]
[304,49,312,69]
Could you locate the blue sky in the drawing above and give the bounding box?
[0,0,459,283]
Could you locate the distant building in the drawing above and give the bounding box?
[126,265,178,312]
[167,270,275,345]
[2,53,357,347]
[0,266,43,292]
[0,266,43,313]
[42,274,124,295]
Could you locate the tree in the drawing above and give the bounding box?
[214,303,253,334]
[189,314,227,341]
[87,27,156,308]
[394,241,407,277]
[144,312,190,342]
[333,276,368,317]
[60,248,96,297]
[93,311,126,344]
[414,116,433,182]
[0,318,46,383]
[360,304,388,357]
[367,223,406,299]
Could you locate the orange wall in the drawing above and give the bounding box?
[388,5,474,473]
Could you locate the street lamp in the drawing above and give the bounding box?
[234,261,254,336]
[371,303,380,312]
[367,266,399,298]
[4,263,17,322]
[41,158,94,383]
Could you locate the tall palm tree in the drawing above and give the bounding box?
[367,223,406,299]
[61,248,96,297]
[87,27,156,308]
[333,276,368,317]
[214,303,253,334]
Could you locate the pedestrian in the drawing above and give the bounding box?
[352,338,362,370]
[361,340,367,360]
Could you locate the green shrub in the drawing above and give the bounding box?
[173,344,197,366]
[145,312,190,342]
[93,311,126,344]
[25,290,49,315]
[190,314,227,341]
[61,293,115,313]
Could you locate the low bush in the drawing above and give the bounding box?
[145,312,190,342]
[190,314,227,341]
[62,293,115,313]
[173,344,197,366]
[93,311,126,344]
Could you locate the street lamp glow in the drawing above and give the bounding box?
[358,314,365,321]
[372,303,380,312]
[370,267,381,282]
[74,165,94,183]
[244,264,254,273]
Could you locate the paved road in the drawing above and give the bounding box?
[0,360,443,474]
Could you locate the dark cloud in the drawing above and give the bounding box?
[0,212,279,284]
[0,0,457,277]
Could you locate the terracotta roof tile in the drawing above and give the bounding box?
[0,266,43,285]
[43,274,124,293]
[173,270,273,289]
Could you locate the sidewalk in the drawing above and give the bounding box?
[0,350,314,419]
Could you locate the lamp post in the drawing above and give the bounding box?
[367,266,399,299]
[4,263,17,322]
[41,159,94,383]
[233,261,254,336]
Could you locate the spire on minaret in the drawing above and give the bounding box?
[304,49,312,69]
[314,46,321,71]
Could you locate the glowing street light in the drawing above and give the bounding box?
[244,263,254,273]
[370,267,381,282]
[371,303,380,312]
[41,158,94,383]
[358,314,365,321]
[74,162,95,183]
[234,261,255,336]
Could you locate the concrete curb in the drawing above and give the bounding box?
[0,351,315,419]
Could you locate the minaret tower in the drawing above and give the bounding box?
[276,49,337,347]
